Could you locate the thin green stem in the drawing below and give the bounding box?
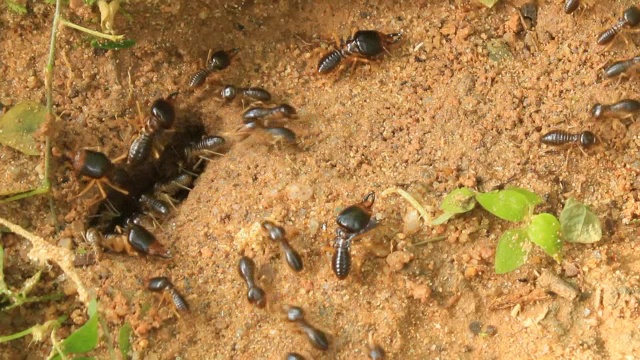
[411,235,447,247]
[46,0,61,113]
[0,186,51,204]
[0,325,36,343]
[0,315,66,344]
[48,328,69,360]
[2,292,65,312]
[60,19,124,41]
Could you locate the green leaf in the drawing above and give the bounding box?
[431,188,476,225]
[60,298,99,354]
[440,187,476,213]
[505,186,543,207]
[527,213,562,262]
[475,189,532,222]
[495,228,529,274]
[90,39,136,50]
[118,322,132,358]
[5,0,27,14]
[560,198,602,244]
[0,101,47,155]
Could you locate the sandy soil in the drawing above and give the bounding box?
[2,0,640,359]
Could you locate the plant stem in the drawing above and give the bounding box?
[0,316,66,343]
[42,0,62,230]
[0,325,37,343]
[46,0,61,113]
[60,19,124,41]
[381,187,432,224]
[2,292,65,312]
[411,235,446,247]
[0,217,93,305]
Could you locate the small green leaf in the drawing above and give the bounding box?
[495,228,529,274]
[476,189,532,222]
[440,187,476,213]
[119,322,132,358]
[527,213,562,262]
[60,298,99,354]
[90,39,136,50]
[430,188,476,225]
[560,198,602,244]
[0,101,47,155]
[505,186,543,207]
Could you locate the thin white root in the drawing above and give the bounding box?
[381,187,432,225]
[0,217,93,305]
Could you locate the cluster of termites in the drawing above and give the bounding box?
[71,92,226,264]
[233,191,382,357]
[187,47,300,145]
[545,5,640,150]
[238,103,299,146]
[47,0,640,351]
[68,25,403,355]
[69,48,256,318]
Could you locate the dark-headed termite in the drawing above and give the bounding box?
[238,256,266,308]
[604,56,640,78]
[183,135,226,164]
[242,104,297,124]
[596,6,640,46]
[221,85,272,103]
[147,276,189,312]
[127,94,178,165]
[189,48,239,87]
[331,191,378,279]
[318,30,402,74]
[591,99,640,118]
[261,221,303,272]
[285,305,330,351]
[540,130,597,148]
[127,224,171,258]
[84,225,170,258]
[336,191,377,235]
[72,149,129,200]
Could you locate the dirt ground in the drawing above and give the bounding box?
[2,0,640,359]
